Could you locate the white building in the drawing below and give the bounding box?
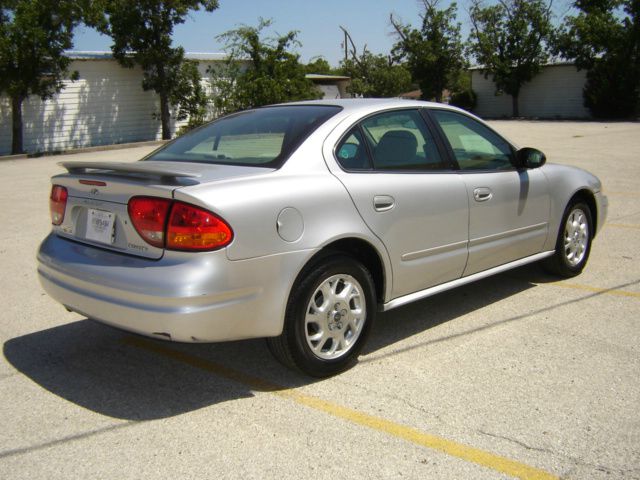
[0,52,231,156]
[0,52,352,156]
[471,62,591,119]
[304,74,351,99]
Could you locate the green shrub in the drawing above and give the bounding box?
[449,89,477,112]
[584,58,640,119]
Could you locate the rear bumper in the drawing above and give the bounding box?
[37,234,312,342]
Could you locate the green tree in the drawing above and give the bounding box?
[304,57,336,75]
[210,19,321,116]
[337,26,412,97]
[390,0,467,102]
[99,0,218,139]
[339,51,412,97]
[170,59,209,131]
[555,0,640,118]
[0,0,85,154]
[468,0,555,116]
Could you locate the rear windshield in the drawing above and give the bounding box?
[146,105,342,168]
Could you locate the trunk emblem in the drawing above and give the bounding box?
[90,188,99,196]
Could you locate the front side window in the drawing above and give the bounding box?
[431,110,514,171]
[147,105,342,168]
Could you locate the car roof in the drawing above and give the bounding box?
[286,98,439,107]
[278,98,462,115]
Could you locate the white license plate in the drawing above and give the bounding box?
[86,209,115,244]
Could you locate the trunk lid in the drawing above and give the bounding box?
[52,160,273,259]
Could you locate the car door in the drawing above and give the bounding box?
[330,108,469,300]
[429,109,550,276]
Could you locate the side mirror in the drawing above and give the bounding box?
[516,147,546,169]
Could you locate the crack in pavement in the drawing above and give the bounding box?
[0,421,138,459]
[478,429,640,479]
[335,378,443,422]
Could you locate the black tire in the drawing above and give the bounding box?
[543,201,593,277]
[267,255,376,377]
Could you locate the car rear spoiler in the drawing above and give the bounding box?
[58,161,202,182]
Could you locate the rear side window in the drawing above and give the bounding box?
[148,105,342,168]
[335,128,372,170]
[336,109,446,171]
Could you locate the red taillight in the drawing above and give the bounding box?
[127,197,172,248]
[127,197,233,251]
[50,185,68,225]
[166,201,233,251]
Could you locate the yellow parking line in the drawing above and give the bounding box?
[607,223,640,230]
[125,336,558,480]
[547,282,640,298]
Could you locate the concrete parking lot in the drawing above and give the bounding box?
[1,121,638,479]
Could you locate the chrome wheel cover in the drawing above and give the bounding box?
[304,274,366,360]
[563,208,589,266]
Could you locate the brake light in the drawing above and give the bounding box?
[127,197,233,251]
[50,185,68,225]
[79,180,107,186]
[167,202,233,251]
[127,197,171,248]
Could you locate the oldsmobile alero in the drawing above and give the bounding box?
[37,99,608,376]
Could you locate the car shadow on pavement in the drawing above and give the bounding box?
[3,320,303,421]
[363,267,538,357]
[4,266,540,421]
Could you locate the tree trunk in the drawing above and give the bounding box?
[11,94,25,155]
[511,94,520,117]
[160,92,171,140]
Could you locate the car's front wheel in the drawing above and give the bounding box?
[544,200,593,277]
[267,255,376,377]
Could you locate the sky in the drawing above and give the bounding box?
[72,0,575,66]
[71,0,472,66]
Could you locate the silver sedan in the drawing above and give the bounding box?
[37,99,608,377]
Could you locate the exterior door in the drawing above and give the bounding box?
[331,109,469,299]
[429,109,550,275]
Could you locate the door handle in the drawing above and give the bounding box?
[374,195,395,212]
[473,187,493,202]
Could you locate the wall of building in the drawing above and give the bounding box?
[0,58,214,156]
[0,56,352,156]
[472,64,590,119]
[316,84,341,99]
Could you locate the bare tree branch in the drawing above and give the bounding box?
[339,25,365,67]
[389,14,408,42]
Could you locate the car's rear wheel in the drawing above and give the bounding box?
[267,255,376,377]
[544,201,593,277]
